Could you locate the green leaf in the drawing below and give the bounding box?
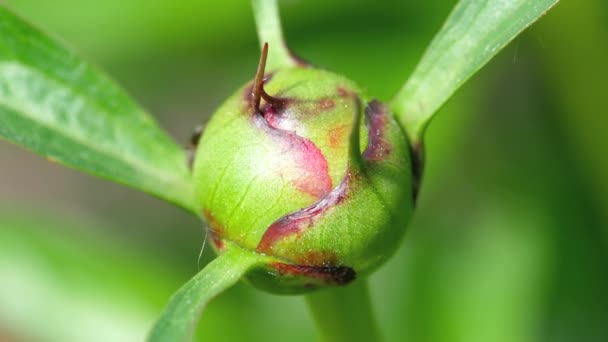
[148,247,262,342]
[0,7,198,213]
[391,0,559,142]
[252,0,297,71]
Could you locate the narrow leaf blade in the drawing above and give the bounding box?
[0,7,198,213]
[148,247,261,341]
[391,0,559,141]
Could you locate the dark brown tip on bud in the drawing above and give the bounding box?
[252,42,269,112]
[190,125,203,146]
[410,139,424,204]
[186,125,203,170]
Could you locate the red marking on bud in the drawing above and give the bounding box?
[261,92,292,114]
[318,99,335,111]
[208,230,224,250]
[271,262,355,286]
[336,86,349,98]
[253,114,332,198]
[203,210,225,250]
[256,172,352,253]
[328,124,349,149]
[290,139,333,198]
[261,103,287,129]
[362,100,392,161]
[257,94,332,198]
[295,251,339,267]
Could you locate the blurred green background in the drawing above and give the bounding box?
[1,0,607,341]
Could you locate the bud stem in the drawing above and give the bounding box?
[306,279,383,342]
[251,0,298,71]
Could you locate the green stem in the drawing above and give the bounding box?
[306,279,382,342]
[148,247,261,342]
[251,0,297,71]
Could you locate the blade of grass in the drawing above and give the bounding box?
[0,6,198,213]
[391,0,559,143]
[148,247,263,342]
[251,0,297,70]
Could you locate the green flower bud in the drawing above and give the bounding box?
[192,45,413,294]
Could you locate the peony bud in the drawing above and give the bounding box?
[192,45,413,293]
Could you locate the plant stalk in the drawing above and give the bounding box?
[306,279,382,342]
[251,0,297,70]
